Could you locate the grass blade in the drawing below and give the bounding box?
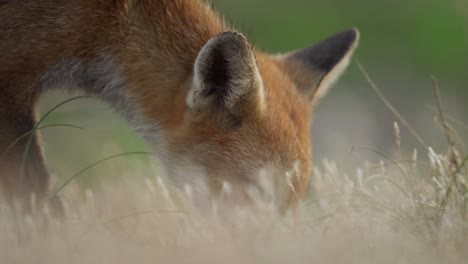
[0,124,85,162]
[52,151,152,196]
[37,96,90,125]
[19,96,89,193]
[355,59,427,149]
[351,145,408,177]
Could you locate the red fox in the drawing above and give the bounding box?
[0,0,358,211]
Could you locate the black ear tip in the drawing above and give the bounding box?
[349,28,360,41]
[291,28,360,72]
[331,28,360,46]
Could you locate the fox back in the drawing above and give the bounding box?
[0,0,358,211]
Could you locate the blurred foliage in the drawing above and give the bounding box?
[40,94,156,189]
[214,0,468,87]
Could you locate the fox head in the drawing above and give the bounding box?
[156,29,359,210]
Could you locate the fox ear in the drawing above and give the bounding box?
[277,29,359,101]
[187,31,265,119]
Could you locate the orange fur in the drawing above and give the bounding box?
[0,0,357,211]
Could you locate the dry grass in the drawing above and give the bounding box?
[2,63,467,263]
[1,133,467,263]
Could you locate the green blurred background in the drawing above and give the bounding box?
[39,0,468,188]
[217,0,467,83]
